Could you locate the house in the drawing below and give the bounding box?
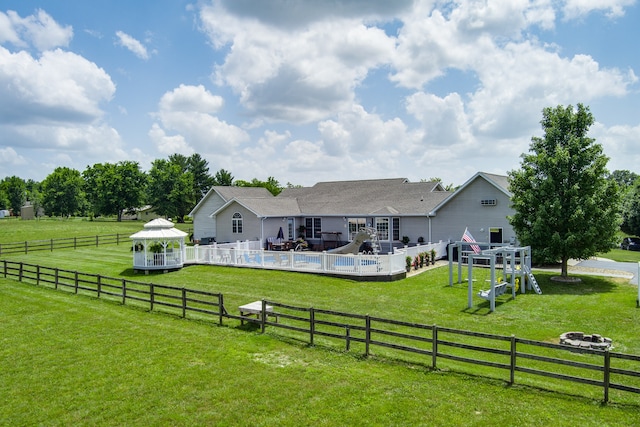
[189,173,516,252]
[121,205,162,221]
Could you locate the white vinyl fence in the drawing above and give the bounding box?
[185,240,448,278]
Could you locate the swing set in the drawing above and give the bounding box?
[448,241,541,312]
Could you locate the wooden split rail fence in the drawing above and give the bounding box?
[2,259,640,404]
[0,233,128,256]
[2,260,226,324]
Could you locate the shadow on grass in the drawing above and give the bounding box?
[461,296,514,316]
[535,273,618,295]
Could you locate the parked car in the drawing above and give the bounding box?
[620,237,640,251]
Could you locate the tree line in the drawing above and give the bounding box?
[0,153,289,223]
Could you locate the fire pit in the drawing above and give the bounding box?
[559,331,612,350]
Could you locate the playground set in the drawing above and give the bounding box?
[448,241,542,312]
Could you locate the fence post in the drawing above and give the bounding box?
[346,326,351,351]
[96,235,99,247]
[510,335,516,385]
[97,275,102,298]
[309,307,315,346]
[55,268,59,290]
[36,265,40,286]
[182,288,187,318]
[19,262,23,281]
[74,272,79,294]
[261,299,267,333]
[150,283,155,311]
[603,350,611,404]
[24,241,28,254]
[218,293,224,325]
[50,239,53,252]
[432,324,438,369]
[74,237,77,250]
[365,315,371,357]
[122,279,126,305]
[2,260,6,278]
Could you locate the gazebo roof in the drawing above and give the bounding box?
[129,218,188,240]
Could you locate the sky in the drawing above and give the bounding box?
[1,0,639,188]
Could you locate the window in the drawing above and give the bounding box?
[481,199,497,206]
[392,217,400,241]
[375,217,389,241]
[305,217,322,239]
[348,218,366,240]
[232,212,243,234]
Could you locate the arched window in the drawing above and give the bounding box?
[232,212,243,233]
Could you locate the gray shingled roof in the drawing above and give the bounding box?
[481,173,511,195]
[278,178,451,216]
[190,186,273,216]
[202,179,453,218]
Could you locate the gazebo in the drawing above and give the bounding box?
[130,218,188,272]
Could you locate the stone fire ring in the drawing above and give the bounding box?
[560,331,612,350]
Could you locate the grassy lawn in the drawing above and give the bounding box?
[2,221,640,425]
[2,280,640,427]
[0,216,192,242]
[599,248,640,263]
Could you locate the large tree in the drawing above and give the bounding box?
[187,153,214,200]
[83,161,146,221]
[0,176,26,213]
[508,104,620,279]
[146,159,194,223]
[41,167,86,217]
[213,168,234,186]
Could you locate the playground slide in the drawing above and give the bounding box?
[328,229,374,255]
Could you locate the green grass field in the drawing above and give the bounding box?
[2,219,640,425]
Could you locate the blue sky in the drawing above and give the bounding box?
[1,0,639,187]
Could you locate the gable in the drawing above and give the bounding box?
[430,172,511,215]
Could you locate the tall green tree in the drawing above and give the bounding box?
[83,161,146,221]
[213,169,234,186]
[187,153,214,200]
[508,104,620,279]
[41,167,86,217]
[147,159,194,223]
[0,176,26,213]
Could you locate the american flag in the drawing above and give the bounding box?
[462,227,481,254]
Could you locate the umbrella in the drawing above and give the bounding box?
[277,227,284,241]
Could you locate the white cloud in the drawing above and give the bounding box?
[151,84,249,155]
[148,123,193,156]
[468,41,635,138]
[1,9,72,51]
[115,30,150,60]
[199,2,396,123]
[159,84,224,113]
[591,122,640,172]
[0,46,115,125]
[0,146,26,166]
[563,0,635,19]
